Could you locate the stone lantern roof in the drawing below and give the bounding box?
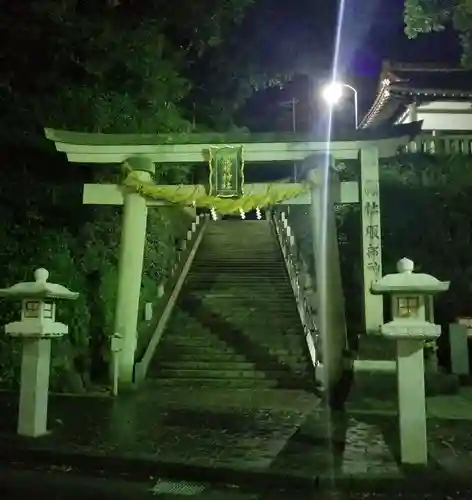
[371,258,450,295]
[0,268,79,300]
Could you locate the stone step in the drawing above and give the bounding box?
[188,268,285,273]
[151,377,317,390]
[156,351,307,367]
[183,292,294,300]
[153,352,249,362]
[186,281,288,287]
[159,347,306,359]
[164,327,303,337]
[160,339,305,352]
[167,324,304,341]
[195,249,280,255]
[197,247,278,251]
[178,301,299,311]
[189,265,285,270]
[202,234,273,240]
[160,337,229,348]
[181,319,302,330]
[155,345,241,356]
[156,360,257,370]
[194,264,281,268]
[195,259,281,264]
[187,309,300,319]
[163,319,303,333]
[201,232,274,235]
[197,241,277,246]
[190,270,283,275]
[195,250,280,255]
[193,298,298,308]
[198,235,276,240]
[147,378,279,388]
[188,271,286,276]
[187,292,296,300]
[186,279,288,286]
[199,241,275,245]
[198,252,279,255]
[158,332,225,342]
[184,292,296,298]
[154,368,275,379]
[160,329,304,339]
[191,263,283,269]
[154,344,306,358]
[202,237,275,241]
[155,360,310,371]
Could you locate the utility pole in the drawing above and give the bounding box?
[279,98,298,181]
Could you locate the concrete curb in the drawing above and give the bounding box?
[0,440,319,491]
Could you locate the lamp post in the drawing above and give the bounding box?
[322,81,358,129]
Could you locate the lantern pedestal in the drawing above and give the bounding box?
[396,339,427,464]
[18,338,52,437]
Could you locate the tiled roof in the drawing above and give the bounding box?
[360,62,472,129]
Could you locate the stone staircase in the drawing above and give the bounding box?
[147,220,317,391]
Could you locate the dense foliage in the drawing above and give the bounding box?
[0,0,258,391]
[289,154,472,338]
[404,0,472,66]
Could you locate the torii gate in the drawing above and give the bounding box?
[44,124,421,388]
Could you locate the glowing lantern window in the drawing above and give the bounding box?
[398,296,419,319]
[24,300,40,319]
[43,302,54,319]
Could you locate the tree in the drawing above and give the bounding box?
[0,0,258,142]
[404,0,472,66]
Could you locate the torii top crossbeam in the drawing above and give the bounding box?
[45,122,422,164]
[42,121,424,389]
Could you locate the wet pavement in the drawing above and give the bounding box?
[0,388,322,489]
[1,374,472,496]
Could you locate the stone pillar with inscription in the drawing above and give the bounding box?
[360,147,383,333]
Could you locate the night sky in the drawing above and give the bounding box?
[239,0,461,133]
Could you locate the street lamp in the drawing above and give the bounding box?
[322,81,358,129]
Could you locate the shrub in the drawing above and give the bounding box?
[0,178,193,392]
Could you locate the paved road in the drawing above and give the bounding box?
[0,466,262,500]
[0,467,156,500]
[1,466,472,500]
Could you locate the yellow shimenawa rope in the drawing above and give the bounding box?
[122,170,308,215]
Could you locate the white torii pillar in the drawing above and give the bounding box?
[114,157,155,386]
[83,177,201,389]
[307,158,348,395]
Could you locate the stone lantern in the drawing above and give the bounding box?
[0,268,78,437]
[371,257,449,465]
